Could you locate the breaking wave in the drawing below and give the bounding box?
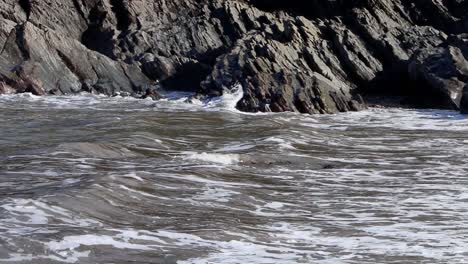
[0,91,467,263]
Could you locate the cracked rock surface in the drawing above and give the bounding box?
[0,0,467,113]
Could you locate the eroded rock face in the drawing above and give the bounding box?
[0,22,150,96]
[409,35,468,110]
[0,0,467,113]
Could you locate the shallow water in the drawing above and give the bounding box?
[0,93,467,263]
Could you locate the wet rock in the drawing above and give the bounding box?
[142,87,162,100]
[408,35,468,110]
[0,0,467,112]
[0,22,151,96]
[200,11,367,113]
[0,81,14,94]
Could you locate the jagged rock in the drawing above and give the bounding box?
[0,22,151,96]
[408,35,468,109]
[0,0,467,113]
[201,32,364,113]
[142,87,163,100]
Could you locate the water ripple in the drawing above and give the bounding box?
[0,95,467,263]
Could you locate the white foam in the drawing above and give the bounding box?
[0,83,246,115]
[220,83,244,110]
[192,187,240,203]
[0,251,90,264]
[182,152,240,165]
[308,108,468,131]
[123,171,145,182]
[205,83,244,111]
[264,202,285,209]
[0,200,50,225]
[0,199,100,231]
[216,143,255,152]
[44,230,166,263]
[119,185,170,200]
[162,173,263,188]
[264,137,296,150]
[2,95,468,264]
[62,178,81,185]
[47,234,151,252]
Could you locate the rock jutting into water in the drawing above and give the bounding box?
[0,0,467,114]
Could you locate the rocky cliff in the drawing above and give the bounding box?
[0,0,467,113]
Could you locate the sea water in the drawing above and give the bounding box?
[0,91,467,263]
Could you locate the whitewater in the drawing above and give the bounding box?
[0,91,467,263]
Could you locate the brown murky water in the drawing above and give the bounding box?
[0,93,467,263]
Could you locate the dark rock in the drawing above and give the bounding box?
[460,84,468,114]
[142,87,162,100]
[0,81,15,94]
[0,22,151,97]
[0,0,467,113]
[408,35,468,110]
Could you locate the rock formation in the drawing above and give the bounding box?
[0,0,467,113]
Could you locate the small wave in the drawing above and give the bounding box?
[182,152,240,165]
[0,84,245,114]
[264,137,296,150]
[58,142,141,159]
[205,83,244,111]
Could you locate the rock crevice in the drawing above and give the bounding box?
[0,0,467,113]
[18,0,31,20]
[109,0,132,32]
